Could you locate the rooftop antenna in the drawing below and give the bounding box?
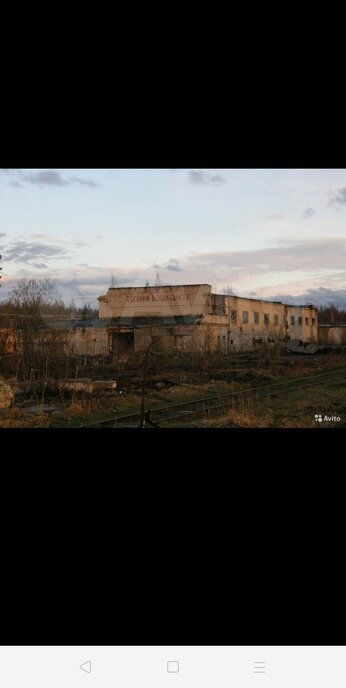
[155,273,161,287]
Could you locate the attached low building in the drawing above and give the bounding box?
[318,323,346,345]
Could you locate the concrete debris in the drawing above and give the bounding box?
[92,380,117,391]
[58,379,94,394]
[285,340,329,355]
[58,378,117,394]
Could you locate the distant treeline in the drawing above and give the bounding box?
[318,305,346,323]
[0,300,98,325]
[0,278,98,327]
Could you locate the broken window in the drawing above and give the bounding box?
[264,314,270,325]
[231,310,237,323]
[298,316,302,326]
[305,317,309,326]
[111,331,134,355]
[291,316,295,325]
[254,312,259,324]
[274,314,279,325]
[242,311,249,324]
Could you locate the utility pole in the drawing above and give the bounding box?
[139,336,160,428]
[0,254,2,288]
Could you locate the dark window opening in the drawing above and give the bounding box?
[312,317,316,326]
[254,312,259,324]
[242,311,249,324]
[298,317,302,326]
[231,310,237,323]
[291,316,295,325]
[274,314,279,325]
[111,331,134,355]
[264,314,270,325]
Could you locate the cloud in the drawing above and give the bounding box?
[24,170,68,186]
[0,233,6,238]
[188,170,226,185]
[0,169,100,188]
[3,236,346,309]
[167,263,183,271]
[329,187,346,205]
[302,207,316,219]
[189,238,346,274]
[265,214,284,220]
[267,287,346,309]
[167,259,184,272]
[4,240,69,265]
[152,258,184,272]
[68,175,99,188]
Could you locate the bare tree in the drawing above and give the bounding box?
[8,278,66,379]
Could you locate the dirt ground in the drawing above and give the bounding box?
[0,351,345,428]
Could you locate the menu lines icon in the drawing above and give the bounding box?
[253,661,266,674]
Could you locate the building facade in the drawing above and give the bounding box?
[92,284,318,355]
[1,284,318,359]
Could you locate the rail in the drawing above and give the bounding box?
[80,366,346,428]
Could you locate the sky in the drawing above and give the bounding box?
[1,168,346,308]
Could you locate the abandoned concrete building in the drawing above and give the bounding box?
[41,283,318,356]
[318,323,346,345]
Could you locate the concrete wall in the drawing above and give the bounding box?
[134,326,194,353]
[37,327,110,357]
[67,327,109,356]
[288,305,318,342]
[319,325,346,345]
[98,285,212,318]
[224,296,318,350]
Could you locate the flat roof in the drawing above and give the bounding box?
[106,284,211,290]
[219,293,317,308]
[97,284,317,309]
[319,323,346,327]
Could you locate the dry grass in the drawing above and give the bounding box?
[0,407,51,428]
[200,394,273,428]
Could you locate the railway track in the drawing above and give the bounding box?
[80,366,346,428]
